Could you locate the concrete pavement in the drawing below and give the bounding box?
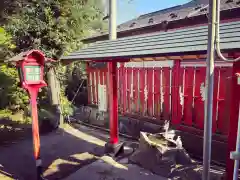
[0,124,168,180]
[63,156,168,180]
[0,124,107,180]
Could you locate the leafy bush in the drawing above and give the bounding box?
[0,64,29,112]
[60,90,74,117]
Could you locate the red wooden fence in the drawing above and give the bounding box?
[87,60,232,136]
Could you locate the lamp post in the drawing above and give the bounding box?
[8,50,51,180]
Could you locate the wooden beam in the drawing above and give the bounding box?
[166,56,183,60]
[154,57,168,61]
[143,57,155,61]
[180,55,199,60]
[197,54,207,59]
[130,58,143,62]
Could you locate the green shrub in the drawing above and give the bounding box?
[0,64,29,112]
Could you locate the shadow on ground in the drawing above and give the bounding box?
[0,124,107,180]
[0,117,32,146]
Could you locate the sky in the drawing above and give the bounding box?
[116,0,191,24]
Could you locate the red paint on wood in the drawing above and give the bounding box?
[133,68,139,114]
[147,68,153,116]
[154,68,161,118]
[194,67,205,129]
[217,68,232,135]
[108,62,119,144]
[226,61,240,180]
[163,67,170,120]
[28,88,41,159]
[122,65,127,114]
[99,70,103,85]
[183,67,194,126]
[117,67,121,111]
[172,60,181,125]
[86,61,235,155]
[212,68,218,134]
[118,64,123,113]
[126,68,132,113]
[139,68,145,116]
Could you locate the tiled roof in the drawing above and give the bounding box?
[62,21,240,61]
[87,0,240,39]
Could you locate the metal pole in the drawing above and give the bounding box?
[202,0,216,180]
[232,103,240,180]
[109,0,117,40]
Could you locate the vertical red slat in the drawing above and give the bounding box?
[139,68,145,116]
[217,68,231,135]
[172,60,181,125]
[212,68,218,133]
[126,68,131,113]
[194,67,205,129]
[154,68,161,118]
[122,65,127,114]
[117,66,121,111]
[147,68,153,116]
[133,68,139,114]
[119,64,124,113]
[163,67,170,120]
[183,67,194,126]
[120,63,124,114]
[99,69,103,85]
[159,68,163,117]
[226,61,240,180]
[130,68,134,113]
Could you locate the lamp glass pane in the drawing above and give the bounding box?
[25,66,41,82]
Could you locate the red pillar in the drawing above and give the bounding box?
[226,61,240,180]
[108,61,119,144]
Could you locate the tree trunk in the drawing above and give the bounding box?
[47,67,63,127]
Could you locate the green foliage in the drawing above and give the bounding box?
[4,0,107,59]
[0,64,29,111]
[60,91,74,117]
[0,27,15,61]
[0,0,106,121]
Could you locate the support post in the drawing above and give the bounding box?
[202,0,216,179]
[28,87,44,180]
[108,0,117,146]
[226,61,240,180]
[105,0,125,156]
[108,61,118,145]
